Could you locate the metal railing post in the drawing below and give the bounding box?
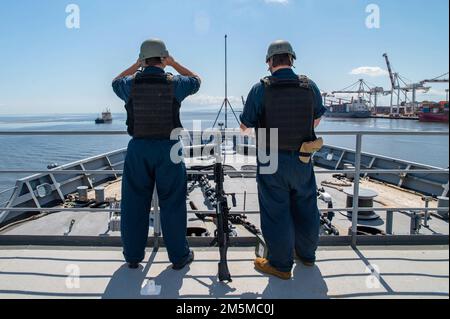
[351,133,363,247]
[423,196,432,228]
[214,130,222,163]
[386,210,394,235]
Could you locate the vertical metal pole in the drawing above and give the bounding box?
[390,89,394,114]
[423,198,430,228]
[225,34,228,130]
[243,191,247,212]
[351,134,362,247]
[386,210,393,235]
[397,90,400,114]
[152,188,161,249]
[410,212,418,235]
[214,131,222,164]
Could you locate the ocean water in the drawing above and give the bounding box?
[0,111,448,203]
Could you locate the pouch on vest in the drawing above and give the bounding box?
[299,137,324,164]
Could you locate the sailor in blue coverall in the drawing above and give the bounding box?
[240,40,327,278]
[112,39,201,270]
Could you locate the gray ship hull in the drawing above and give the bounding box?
[325,111,372,118]
[1,138,448,227]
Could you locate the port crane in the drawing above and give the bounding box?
[420,72,449,85]
[321,92,335,106]
[383,53,431,114]
[403,72,449,110]
[331,79,386,109]
[420,72,450,103]
[322,92,359,108]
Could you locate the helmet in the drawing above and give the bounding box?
[139,39,169,61]
[266,40,297,62]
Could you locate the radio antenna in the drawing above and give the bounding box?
[212,34,241,130]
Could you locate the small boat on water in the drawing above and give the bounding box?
[325,97,372,118]
[95,108,113,124]
[419,101,449,123]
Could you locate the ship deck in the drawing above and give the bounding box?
[0,152,448,300]
[1,167,447,238]
[0,245,448,299]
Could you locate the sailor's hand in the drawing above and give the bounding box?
[163,56,176,67]
[240,124,255,137]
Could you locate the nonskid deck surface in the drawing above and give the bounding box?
[0,246,448,299]
[0,154,448,300]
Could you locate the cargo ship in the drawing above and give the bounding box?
[95,108,113,124]
[419,101,449,123]
[325,97,372,118]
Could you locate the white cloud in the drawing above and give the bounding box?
[264,0,289,4]
[350,66,388,77]
[194,11,211,35]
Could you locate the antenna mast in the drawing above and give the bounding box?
[212,34,241,130]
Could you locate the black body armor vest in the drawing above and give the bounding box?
[125,72,181,139]
[259,75,316,151]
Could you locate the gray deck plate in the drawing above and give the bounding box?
[0,246,448,299]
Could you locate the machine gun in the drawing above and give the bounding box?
[188,166,339,281]
[188,163,235,282]
[213,162,233,282]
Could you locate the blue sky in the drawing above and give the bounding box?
[0,0,448,114]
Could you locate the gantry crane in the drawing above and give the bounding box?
[331,79,386,109]
[383,53,397,92]
[382,53,431,114]
[421,72,449,85]
[321,92,335,106]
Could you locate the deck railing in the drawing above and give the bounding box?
[0,130,448,247]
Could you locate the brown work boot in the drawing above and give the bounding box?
[254,258,292,280]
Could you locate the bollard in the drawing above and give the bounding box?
[386,210,393,235]
[77,186,89,202]
[95,187,105,204]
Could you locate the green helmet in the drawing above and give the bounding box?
[266,40,297,62]
[139,39,169,61]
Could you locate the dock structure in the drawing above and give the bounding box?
[370,114,420,121]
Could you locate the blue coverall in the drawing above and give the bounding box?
[240,68,327,272]
[112,66,200,265]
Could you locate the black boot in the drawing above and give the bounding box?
[295,253,315,267]
[128,262,140,269]
[172,250,194,270]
